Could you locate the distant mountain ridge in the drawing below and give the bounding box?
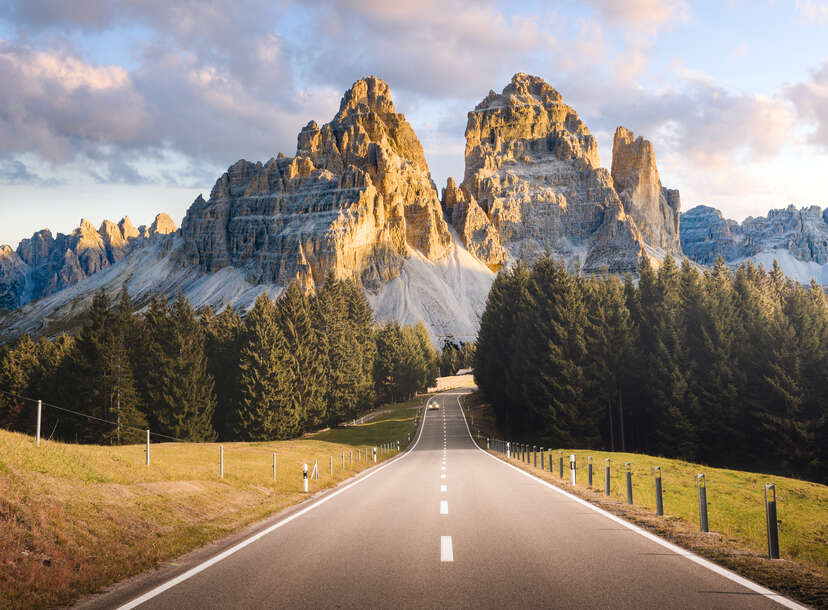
[681,204,828,284]
[0,214,176,310]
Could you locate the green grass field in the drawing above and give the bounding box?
[0,398,424,608]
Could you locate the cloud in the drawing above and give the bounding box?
[581,0,689,29]
[786,61,828,150]
[794,0,828,25]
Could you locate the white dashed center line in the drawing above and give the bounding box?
[441,466,446,471]
[441,473,446,479]
[440,500,448,514]
[441,484,447,492]
[441,536,453,562]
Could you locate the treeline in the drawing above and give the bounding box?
[476,255,828,484]
[0,277,438,443]
[438,341,475,377]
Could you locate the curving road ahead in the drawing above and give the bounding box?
[82,390,802,609]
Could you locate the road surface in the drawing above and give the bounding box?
[82,390,800,609]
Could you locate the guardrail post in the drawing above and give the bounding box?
[559,451,564,478]
[36,399,42,447]
[146,429,150,466]
[587,456,593,487]
[570,454,576,485]
[765,484,780,559]
[540,447,545,470]
[625,462,633,504]
[605,458,611,496]
[303,463,308,492]
[533,446,537,467]
[220,445,224,479]
[698,474,709,532]
[654,466,663,515]
[549,453,553,471]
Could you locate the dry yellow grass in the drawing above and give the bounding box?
[0,400,421,609]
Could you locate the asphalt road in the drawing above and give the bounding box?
[84,390,801,609]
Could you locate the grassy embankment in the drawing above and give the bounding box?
[0,397,424,609]
[461,391,828,608]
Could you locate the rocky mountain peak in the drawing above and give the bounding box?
[464,73,600,187]
[180,76,451,291]
[335,76,396,118]
[448,74,645,272]
[611,126,681,254]
[149,213,177,236]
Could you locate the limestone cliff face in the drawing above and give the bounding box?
[179,76,452,291]
[441,177,507,268]
[0,213,176,309]
[682,204,828,266]
[445,73,646,273]
[611,127,681,254]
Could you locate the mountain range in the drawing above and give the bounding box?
[1,73,826,343]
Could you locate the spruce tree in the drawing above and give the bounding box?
[235,294,294,440]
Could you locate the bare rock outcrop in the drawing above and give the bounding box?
[441,177,507,268]
[682,204,828,266]
[0,214,177,309]
[179,76,452,290]
[449,73,645,272]
[611,127,681,254]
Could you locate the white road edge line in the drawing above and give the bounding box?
[440,500,449,514]
[454,393,807,610]
[115,396,433,609]
[441,536,454,562]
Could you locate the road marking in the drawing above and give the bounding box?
[114,396,432,610]
[441,536,453,562]
[440,500,448,514]
[441,473,446,479]
[441,485,447,492]
[454,393,807,610]
[441,466,446,471]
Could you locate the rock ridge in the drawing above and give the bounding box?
[0,213,176,310]
[179,76,451,291]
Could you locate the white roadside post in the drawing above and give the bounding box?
[35,399,42,447]
[570,454,576,485]
[146,429,150,466]
[373,446,377,463]
[303,463,308,492]
[506,441,510,458]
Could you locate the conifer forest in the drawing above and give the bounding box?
[475,255,828,484]
[0,276,438,443]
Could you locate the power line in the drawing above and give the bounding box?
[0,387,186,443]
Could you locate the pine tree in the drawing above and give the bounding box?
[276,282,326,432]
[141,293,216,441]
[235,294,294,440]
[201,305,244,440]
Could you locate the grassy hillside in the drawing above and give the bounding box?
[0,399,422,608]
[461,391,828,607]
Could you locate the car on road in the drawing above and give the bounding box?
[428,403,440,410]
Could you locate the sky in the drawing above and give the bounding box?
[1,0,828,247]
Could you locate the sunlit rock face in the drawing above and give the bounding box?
[611,127,681,255]
[179,76,452,291]
[445,72,647,273]
[682,204,828,266]
[0,214,175,309]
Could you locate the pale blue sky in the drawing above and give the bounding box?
[1,0,828,246]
